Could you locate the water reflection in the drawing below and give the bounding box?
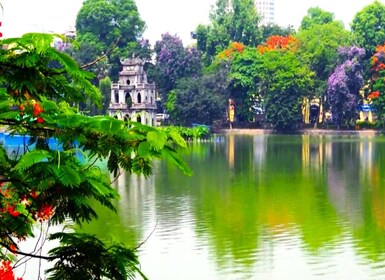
[81,134,385,279]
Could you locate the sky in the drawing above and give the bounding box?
[0,0,383,45]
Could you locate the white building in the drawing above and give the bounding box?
[255,0,275,26]
[109,56,157,126]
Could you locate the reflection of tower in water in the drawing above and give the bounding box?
[112,168,156,231]
[253,135,265,170]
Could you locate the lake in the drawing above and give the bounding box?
[77,133,385,279]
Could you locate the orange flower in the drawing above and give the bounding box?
[257,35,299,54]
[368,91,380,99]
[33,103,43,116]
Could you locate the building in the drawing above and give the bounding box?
[109,56,157,126]
[255,0,275,26]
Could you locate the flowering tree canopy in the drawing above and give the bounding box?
[326,46,365,128]
[226,36,313,130]
[368,43,385,124]
[0,33,190,279]
[216,42,246,61]
[153,33,203,103]
[257,35,299,54]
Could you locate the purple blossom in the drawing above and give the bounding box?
[327,46,365,127]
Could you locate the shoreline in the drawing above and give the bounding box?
[217,128,382,136]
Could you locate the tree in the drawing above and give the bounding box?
[99,76,112,115]
[74,0,147,79]
[261,24,295,42]
[228,45,265,122]
[351,1,385,58]
[297,19,351,97]
[153,33,203,105]
[326,46,366,128]
[166,68,229,126]
[299,7,335,30]
[223,36,313,129]
[367,43,385,127]
[0,33,190,279]
[195,0,262,65]
[259,49,314,131]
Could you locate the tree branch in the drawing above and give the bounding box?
[80,36,121,70]
[0,241,56,261]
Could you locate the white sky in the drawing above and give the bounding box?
[0,0,383,45]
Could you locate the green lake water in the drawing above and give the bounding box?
[82,133,385,280]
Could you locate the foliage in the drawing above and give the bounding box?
[261,24,296,41]
[64,37,111,82]
[228,47,265,122]
[99,76,112,115]
[165,74,227,126]
[299,7,335,30]
[326,46,366,128]
[161,126,210,140]
[297,18,351,97]
[153,33,203,104]
[260,50,314,131]
[195,0,262,65]
[0,33,191,279]
[223,35,313,130]
[73,0,147,80]
[368,44,385,126]
[351,1,385,59]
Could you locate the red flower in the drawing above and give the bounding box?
[0,259,23,280]
[36,117,44,124]
[37,204,54,221]
[30,190,38,199]
[7,205,20,217]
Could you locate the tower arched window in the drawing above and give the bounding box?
[114,90,119,103]
[137,92,142,103]
[125,92,132,107]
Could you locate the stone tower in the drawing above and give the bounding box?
[109,56,157,126]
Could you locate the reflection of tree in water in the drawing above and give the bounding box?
[260,135,343,252]
[77,171,153,248]
[351,138,385,262]
[78,135,385,276]
[327,138,364,225]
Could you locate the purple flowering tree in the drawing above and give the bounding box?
[154,33,203,104]
[326,46,365,128]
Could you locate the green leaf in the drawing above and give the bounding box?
[99,119,125,134]
[138,142,150,157]
[0,111,20,120]
[147,131,167,151]
[86,177,114,197]
[0,146,10,169]
[13,150,52,172]
[162,147,192,176]
[167,130,187,148]
[52,165,82,187]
